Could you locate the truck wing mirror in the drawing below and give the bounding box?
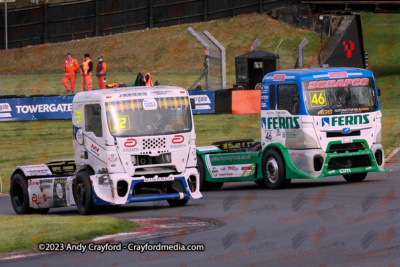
[377,87,381,96]
[75,128,84,145]
[190,98,196,110]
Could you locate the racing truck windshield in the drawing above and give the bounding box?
[106,97,192,137]
[303,77,378,116]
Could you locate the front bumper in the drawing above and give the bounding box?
[90,168,202,205]
[284,143,387,179]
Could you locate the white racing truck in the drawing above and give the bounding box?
[10,86,201,215]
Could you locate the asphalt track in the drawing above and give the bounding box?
[1,152,400,266]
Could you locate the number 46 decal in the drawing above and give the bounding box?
[309,91,327,107]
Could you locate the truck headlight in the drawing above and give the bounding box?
[162,153,171,163]
[131,155,137,166]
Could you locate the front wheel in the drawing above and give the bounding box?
[343,172,368,183]
[167,199,188,207]
[74,171,96,215]
[262,150,289,189]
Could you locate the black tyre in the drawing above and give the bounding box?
[9,173,50,215]
[10,173,31,214]
[262,149,289,189]
[197,155,224,191]
[74,171,96,215]
[343,172,368,183]
[254,180,267,187]
[167,198,189,207]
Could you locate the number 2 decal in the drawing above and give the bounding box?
[108,115,131,131]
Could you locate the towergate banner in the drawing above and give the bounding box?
[0,96,74,121]
[0,91,216,121]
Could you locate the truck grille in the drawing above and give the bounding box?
[133,180,183,196]
[134,166,177,176]
[327,155,371,170]
[327,143,366,153]
[326,131,360,138]
[142,137,166,149]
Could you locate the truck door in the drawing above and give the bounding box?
[261,84,279,144]
[276,83,301,147]
[83,103,107,169]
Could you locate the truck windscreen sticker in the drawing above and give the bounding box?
[307,78,369,89]
[106,97,189,113]
[309,91,327,107]
[108,115,131,131]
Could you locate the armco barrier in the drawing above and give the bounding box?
[0,90,215,121]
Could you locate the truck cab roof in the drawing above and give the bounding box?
[73,86,189,103]
[263,67,374,83]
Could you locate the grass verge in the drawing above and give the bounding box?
[0,215,141,254]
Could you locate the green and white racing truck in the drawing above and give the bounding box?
[197,67,387,190]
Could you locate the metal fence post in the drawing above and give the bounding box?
[149,0,154,29]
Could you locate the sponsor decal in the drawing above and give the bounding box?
[108,154,118,163]
[210,164,255,178]
[343,128,351,134]
[16,104,72,114]
[32,194,37,203]
[343,40,355,58]
[321,115,369,127]
[142,98,158,110]
[56,183,64,199]
[334,108,370,114]
[273,74,286,81]
[151,91,172,96]
[339,169,351,174]
[290,152,305,157]
[0,103,11,112]
[307,78,369,89]
[172,135,184,144]
[318,109,333,115]
[329,72,348,78]
[144,176,175,182]
[119,92,148,98]
[191,95,211,104]
[262,117,300,130]
[124,138,137,147]
[91,144,100,153]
